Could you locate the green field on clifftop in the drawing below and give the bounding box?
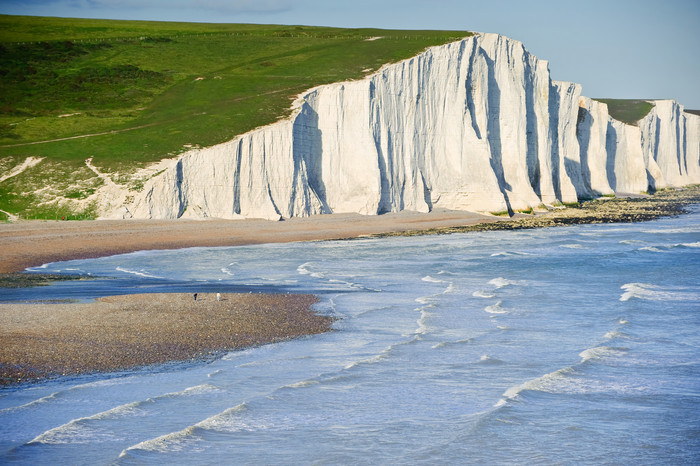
[0,15,468,219]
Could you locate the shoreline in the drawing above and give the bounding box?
[1,186,698,386]
[1,187,698,277]
[1,187,699,276]
[0,293,333,386]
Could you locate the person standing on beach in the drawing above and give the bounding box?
[194,293,198,301]
[216,293,221,301]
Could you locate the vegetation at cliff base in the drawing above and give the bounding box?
[0,15,469,219]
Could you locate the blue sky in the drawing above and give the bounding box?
[2,0,699,108]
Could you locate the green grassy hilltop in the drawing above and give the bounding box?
[0,15,468,220]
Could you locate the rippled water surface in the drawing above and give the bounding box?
[1,209,699,464]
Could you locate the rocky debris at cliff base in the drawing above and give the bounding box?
[371,186,700,237]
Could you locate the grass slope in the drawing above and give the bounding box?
[593,98,654,125]
[0,15,469,219]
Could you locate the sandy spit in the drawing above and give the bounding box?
[0,293,331,385]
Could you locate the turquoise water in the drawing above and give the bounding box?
[1,209,699,464]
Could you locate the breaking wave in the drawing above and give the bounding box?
[620,283,698,302]
[115,266,163,279]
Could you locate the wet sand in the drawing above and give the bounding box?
[0,293,331,385]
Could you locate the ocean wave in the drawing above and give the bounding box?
[603,330,629,340]
[642,226,700,235]
[488,277,524,289]
[0,391,61,414]
[431,338,473,349]
[473,290,495,299]
[220,263,236,276]
[485,301,509,314]
[344,337,419,370]
[281,379,321,389]
[619,239,644,245]
[27,383,221,446]
[1,377,141,413]
[478,355,504,365]
[115,266,163,279]
[28,400,147,445]
[579,346,628,363]
[120,402,250,457]
[415,308,433,334]
[161,384,221,398]
[296,262,325,279]
[620,283,698,302]
[559,243,585,249]
[422,275,443,283]
[495,367,575,407]
[638,246,664,253]
[490,251,531,257]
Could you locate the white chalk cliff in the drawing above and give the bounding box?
[107,33,700,220]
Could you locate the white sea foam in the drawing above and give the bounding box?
[28,383,220,445]
[282,379,321,389]
[620,283,697,302]
[560,243,585,249]
[485,301,509,314]
[639,246,664,253]
[115,266,163,279]
[220,264,236,276]
[619,239,644,245]
[488,277,523,289]
[0,391,60,413]
[416,309,433,334]
[296,262,325,279]
[422,275,443,283]
[579,346,628,363]
[431,338,472,349]
[473,290,495,298]
[491,251,531,257]
[604,330,629,340]
[495,367,575,407]
[642,226,700,235]
[120,403,250,456]
[29,400,146,445]
[479,355,504,365]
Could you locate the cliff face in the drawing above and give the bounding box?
[111,33,700,220]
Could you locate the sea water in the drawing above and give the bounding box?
[1,208,699,464]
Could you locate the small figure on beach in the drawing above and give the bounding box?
[193,293,198,301]
[216,293,221,301]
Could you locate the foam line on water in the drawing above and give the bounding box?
[118,403,249,457]
[620,283,698,302]
[115,266,163,279]
[25,384,221,445]
[485,300,509,314]
[488,277,524,289]
[494,367,576,407]
[0,376,142,413]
